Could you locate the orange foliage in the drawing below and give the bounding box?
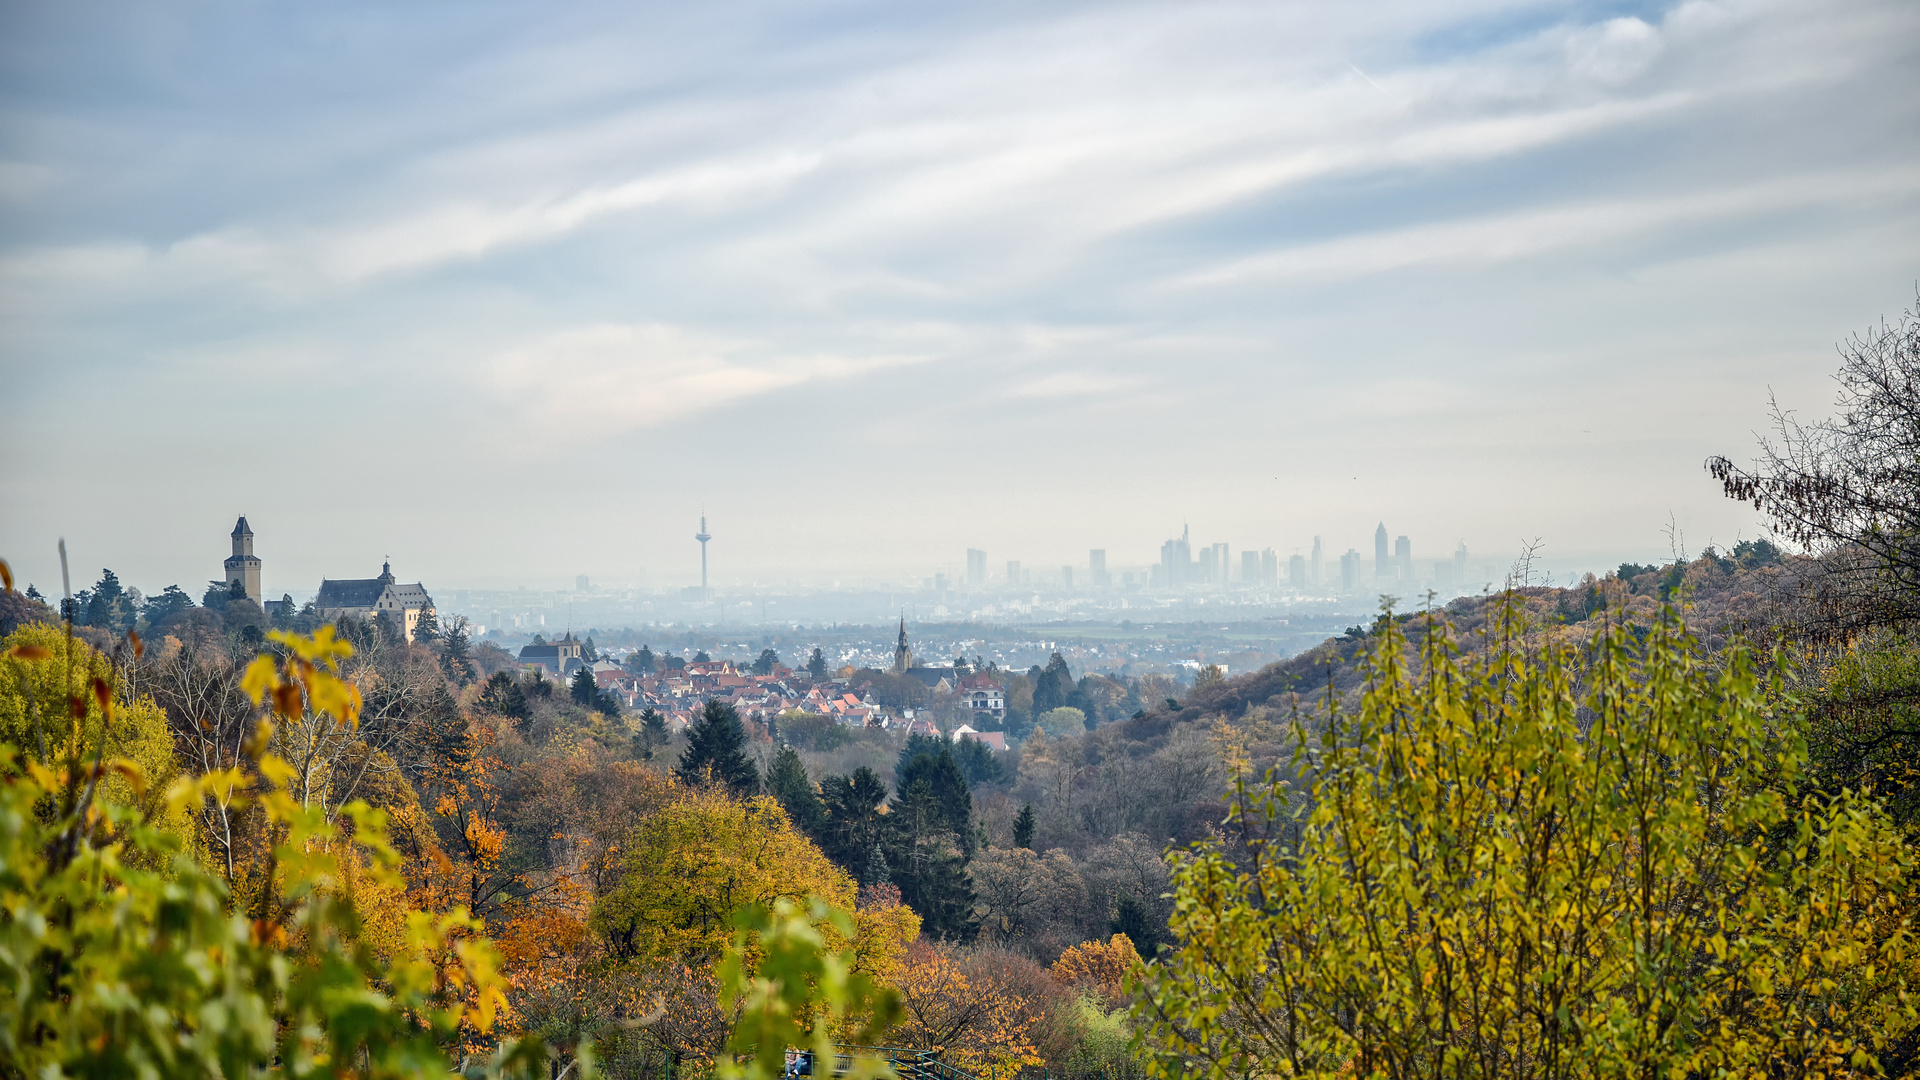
[1050,933,1140,1000]
[893,940,1048,1074]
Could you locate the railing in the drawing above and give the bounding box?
[809,1044,992,1080]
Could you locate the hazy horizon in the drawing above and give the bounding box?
[4,0,1917,595]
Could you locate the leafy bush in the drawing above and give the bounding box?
[1135,600,1920,1078]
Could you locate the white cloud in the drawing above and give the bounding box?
[484,323,925,437]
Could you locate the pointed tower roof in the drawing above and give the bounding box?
[232,515,252,538]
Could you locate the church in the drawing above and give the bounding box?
[316,561,437,643]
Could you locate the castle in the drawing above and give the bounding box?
[316,561,436,643]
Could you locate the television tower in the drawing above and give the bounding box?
[695,513,712,596]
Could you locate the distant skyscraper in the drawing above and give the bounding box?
[1242,550,1260,583]
[1160,526,1192,587]
[576,575,590,591]
[1288,553,1307,590]
[1060,566,1073,588]
[1261,548,1277,585]
[1395,535,1412,581]
[1375,523,1390,580]
[966,549,986,587]
[1089,549,1107,586]
[1006,560,1021,585]
[1342,548,1361,593]
[1311,536,1323,584]
[1454,542,1470,587]
[1214,543,1229,583]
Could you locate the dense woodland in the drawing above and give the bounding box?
[7,294,1920,1078]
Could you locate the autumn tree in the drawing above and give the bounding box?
[1708,288,1920,638]
[677,698,760,795]
[1135,601,1920,1079]
[893,940,1049,1074]
[591,785,913,975]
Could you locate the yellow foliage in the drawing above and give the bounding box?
[893,940,1047,1074]
[593,784,915,972]
[1051,933,1140,995]
[1,622,185,844]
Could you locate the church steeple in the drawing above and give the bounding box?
[893,617,914,673]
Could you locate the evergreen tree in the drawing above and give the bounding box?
[413,607,440,644]
[140,584,196,628]
[581,635,598,662]
[818,767,890,874]
[522,669,553,700]
[807,648,828,680]
[631,644,656,674]
[694,650,712,663]
[1032,652,1073,713]
[887,778,977,941]
[80,569,127,630]
[478,671,530,723]
[767,745,824,834]
[753,648,781,676]
[1013,803,1036,849]
[634,708,669,759]
[676,698,760,796]
[441,619,477,686]
[950,736,1005,785]
[571,667,597,706]
[896,737,973,851]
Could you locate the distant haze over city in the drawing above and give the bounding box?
[3,0,1916,598]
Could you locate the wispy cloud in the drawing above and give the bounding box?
[485,323,925,437]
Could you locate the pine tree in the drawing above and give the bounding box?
[676,699,760,796]
[807,648,828,680]
[441,620,477,686]
[887,778,978,941]
[896,737,973,852]
[478,671,530,723]
[753,648,781,676]
[818,767,890,874]
[631,644,656,674]
[413,607,440,643]
[571,666,597,706]
[768,745,824,834]
[1013,803,1036,849]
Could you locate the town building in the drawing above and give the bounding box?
[517,632,585,678]
[315,561,436,642]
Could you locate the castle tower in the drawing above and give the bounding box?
[225,516,262,604]
[893,617,914,673]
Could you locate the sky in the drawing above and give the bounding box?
[1,0,1917,597]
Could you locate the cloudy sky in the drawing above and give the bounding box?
[2,0,1916,595]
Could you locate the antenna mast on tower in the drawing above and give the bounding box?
[695,514,712,598]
